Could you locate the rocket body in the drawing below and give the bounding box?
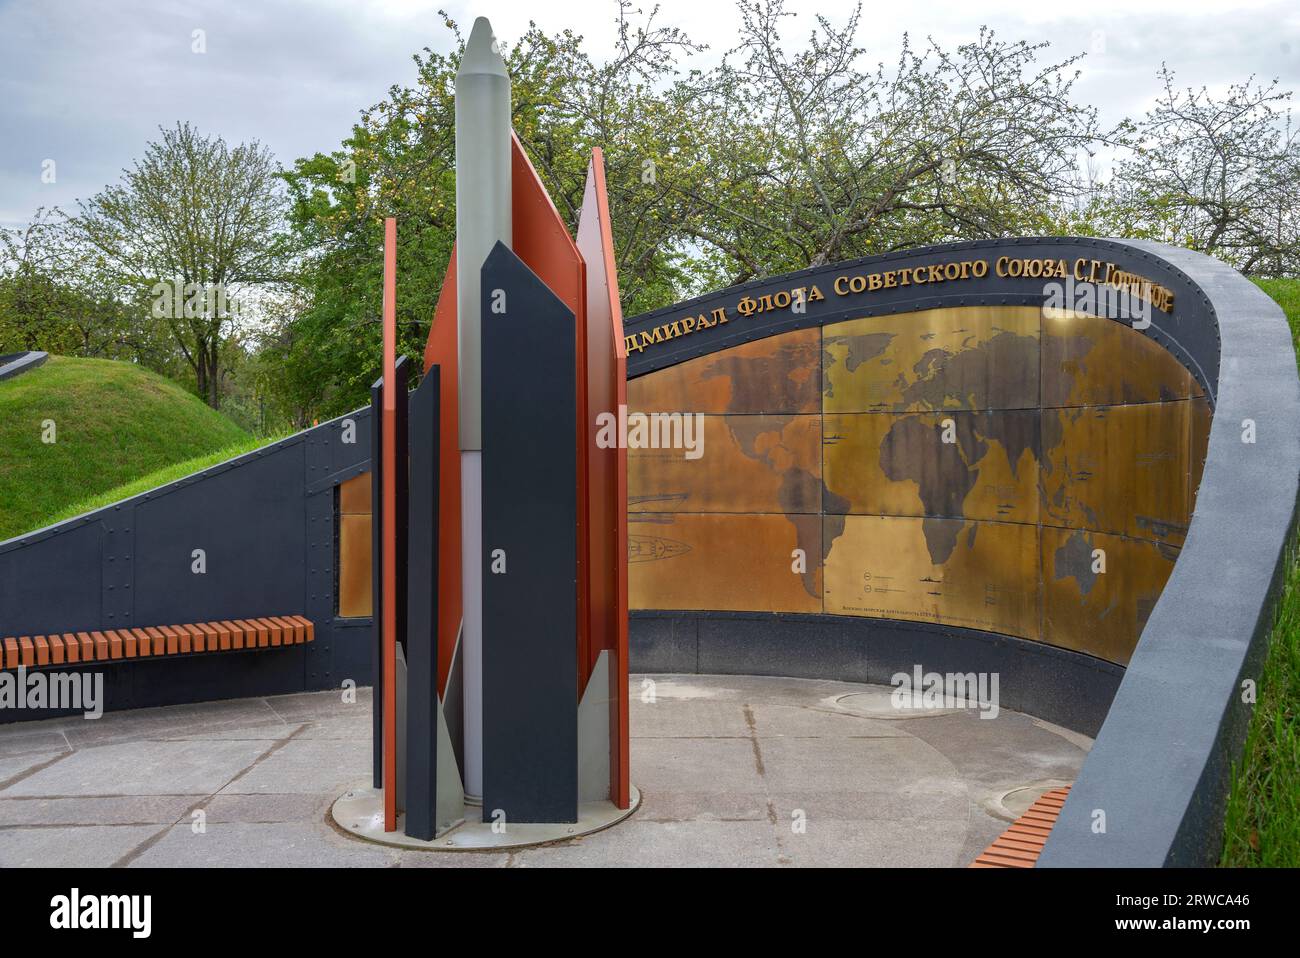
[455,16,511,799]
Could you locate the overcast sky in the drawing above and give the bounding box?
[2,0,1298,228]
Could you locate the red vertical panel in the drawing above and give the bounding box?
[576,147,630,809]
[509,132,591,697]
[381,217,398,831]
[422,251,463,697]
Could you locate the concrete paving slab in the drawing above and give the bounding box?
[744,701,912,738]
[630,697,752,738]
[630,737,766,792]
[0,750,68,787]
[1,739,271,797]
[0,795,196,826]
[218,738,369,795]
[0,727,72,758]
[164,722,294,741]
[777,819,973,867]
[390,848,510,867]
[633,788,772,823]
[761,785,969,823]
[129,822,393,868]
[263,690,366,724]
[292,716,371,741]
[755,735,956,791]
[0,824,162,867]
[62,699,282,749]
[901,711,1088,787]
[199,792,337,823]
[511,820,783,868]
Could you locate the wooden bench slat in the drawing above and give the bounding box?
[1,616,316,673]
[161,625,184,655]
[248,619,271,648]
[232,619,259,648]
[219,620,244,650]
[195,621,220,649]
[274,617,297,644]
[971,785,1072,869]
[253,618,281,647]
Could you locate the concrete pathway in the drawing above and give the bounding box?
[0,674,1089,867]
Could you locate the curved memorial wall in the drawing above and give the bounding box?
[624,237,1300,866]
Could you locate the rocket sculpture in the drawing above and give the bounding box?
[366,16,630,841]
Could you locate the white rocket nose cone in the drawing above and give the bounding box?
[459,17,507,78]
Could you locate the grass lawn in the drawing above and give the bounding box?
[0,356,252,541]
[37,432,288,530]
[1219,278,1300,866]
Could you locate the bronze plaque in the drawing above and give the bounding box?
[1041,401,1195,544]
[1041,526,1179,665]
[628,326,821,415]
[823,306,1040,413]
[629,414,821,514]
[823,515,1039,640]
[823,410,1039,523]
[339,472,372,515]
[626,305,1213,665]
[1041,308,1204,408]
[337,514,374,618]
[628,513,821,612]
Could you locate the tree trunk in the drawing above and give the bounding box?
[205,346,221,410]
[195,352,210,407]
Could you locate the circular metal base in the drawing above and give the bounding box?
[828,688,971,720]
[331,785,641,851]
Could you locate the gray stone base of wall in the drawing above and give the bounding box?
[629,610,1122,738]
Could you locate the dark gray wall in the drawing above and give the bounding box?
[630,611,1122,737]
[0,408,376,720]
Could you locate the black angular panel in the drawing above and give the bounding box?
[481,242,579,824]
[404,366,440,839]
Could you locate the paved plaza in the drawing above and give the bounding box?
[0,674,1089,867]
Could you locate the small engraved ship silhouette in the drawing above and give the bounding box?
[628,535,692,563]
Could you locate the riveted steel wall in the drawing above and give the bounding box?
[0,407,375,722]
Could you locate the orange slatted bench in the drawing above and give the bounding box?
[0,616,315,671]
[970,785,1071,868]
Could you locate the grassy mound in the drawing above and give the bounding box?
[0,356,251,541]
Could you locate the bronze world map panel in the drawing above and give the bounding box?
[627,306,1211,664]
